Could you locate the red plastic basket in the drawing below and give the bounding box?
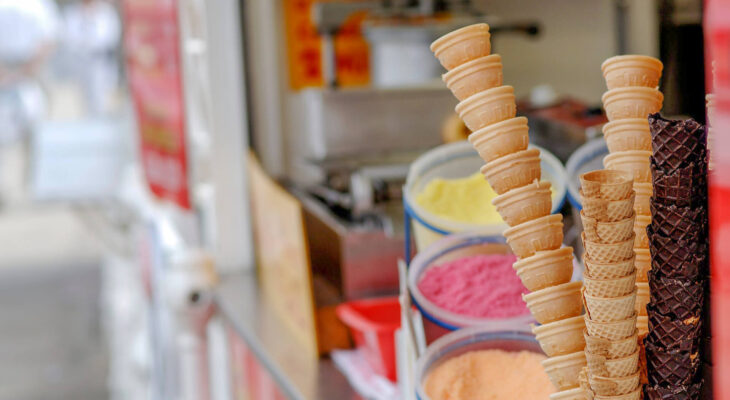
[336,297,401,381]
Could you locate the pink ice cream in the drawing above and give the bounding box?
[417,254,529,318]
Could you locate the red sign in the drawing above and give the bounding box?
[123,0,191,209]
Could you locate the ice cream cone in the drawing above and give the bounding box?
[492,179,551,227]
[649,113,707,171]
[431,23,491,70]
[469,116,529,163]
[542,351,587,391]
[583,288,637,323]
[584,329,638,359]
[481,148,541,195]
[580,169,634,201]
[582,233,635,263]
[583,254,636,280]
[443,54,503,101]
[636,316,648,336]
[635,282,648,317]
[602,87,663,121]
[644,342,700,387]
[632,215,651,248]
[589,372,640,396]
[456,85,516,131]
[549,388,590,400]
[647,271,705,321]
[649,201,707,242]
[586,349,640,378]
[593,387,641,400]
[583,270,637,298]
[533,315,586,357]
[504,214,563,258]
[585,313,637,340]
[513,247,574,291]
[523,281,583,324]
[644,382,702,400]
[581,211,635,244]
[651,161,707,207]
[580,191,635,222]
[601,55,663,90]
[634,248,650,282]
[602,119,652,153]
[603,151,652,183]
[632,182,652,215]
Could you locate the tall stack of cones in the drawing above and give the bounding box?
[645,114,709,400]
[431,24,586,399]
[600,55,664,384]
[578,169,642,399]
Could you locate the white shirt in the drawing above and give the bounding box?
[0,0,60,64]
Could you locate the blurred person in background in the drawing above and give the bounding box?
[0,0,60,204]
[63,0,120,116]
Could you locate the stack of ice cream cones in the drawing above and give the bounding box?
[578,169,642,399]
[600,57,663,385]
[431,24,587,399]
[644,114,709,399]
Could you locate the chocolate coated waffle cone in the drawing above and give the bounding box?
[648,270,705,320]
[651,161,708,207]
[644,381,703,400]
[645,342,700,387]
[646,304,702,351]
[648,113,707,171]
[650,202,707,242]
[648,229,707,279]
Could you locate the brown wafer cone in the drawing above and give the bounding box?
[533,315,586,357]
[647,228,707,280]
[443,54,503,101]
[648,270,705,321]
[481,148,541,195]
[651,161,708,207]
[602,55,663,89]
[492,179,551,227]
[513,247,574,292]
[646,304,702,351]
[650,201,707,243]
[602,87,663,121]
[504,214,563,258]
[523,281,583,324]
[644,381,703,400]
[645,342,700,387]
[648,113,707,171]
[469,116,529,163]
[457,85,516,131]
[431,23,491,70]
[602,118,652,153]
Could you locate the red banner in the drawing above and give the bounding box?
[123,0,191,209]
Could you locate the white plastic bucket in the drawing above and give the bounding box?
[404,141,568,253]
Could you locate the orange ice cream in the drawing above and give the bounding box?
[423,350,555,400]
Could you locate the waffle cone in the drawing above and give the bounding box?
[647,271,705,321]
[634,248,651,282]
[585,313,637,340]
[582,233,635,263]
[602,55,663,90]
[645,342,700,387]
[443,54,503,101]
[603,151,652,183]
[481,148,541,195]
[651,161,707,207]
[581,211,635,244]
[586,348,640,378]
[549,388,590,400]
[602,118,652,153]
[504,214,563,258]
[513,247,573,292]
[523,281,583,324]
[581,191,635,222]
[633,182,652,215]
[583,288,637,323]
[492,179,551,227]
[580,169,634,200]
[635,282,649,317]
[583,254,636,280]
[469,116,529,163]
[636,316,648,336]
[456,85,516,131]
[648,113,707,171]
[533,315,586,357]
[431,23,491,70]
[542,351,587,391]
[633,215,651,248]
[602,87,663,121]
[584,271,637,298]
[594,388,641,400]
[583,329,638,359]
[589,372,640,396]
[644,382,703,399]
[649,201,707,242]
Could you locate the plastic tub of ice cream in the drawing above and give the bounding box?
[415,325,555,400]
[404,140,568,254]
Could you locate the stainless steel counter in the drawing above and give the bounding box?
[215,273,361,400]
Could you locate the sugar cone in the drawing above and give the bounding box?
[431,23,491,70]
[580,191,635,222]
[581,211,635,244]
[504,214,563,258]
[583,288,637,323]
[580,169,634,201]
[456,85,516,131]
[635,282,649,317]
[633,215,651,248]
[513,247,574,292]
[481,148,541,195]
[542,351,587,391]
[523,281,583,324]
[585,313,637,341]
[584,329,638,359]
[443,54,503,101]
[636,316,648,336]
[589,372,640,396]
[634,248,650,282]
[632,182,652,215]
[603,151,652,183]
[469,116,529,163]
[533,315,586,357]
[583,271,637,298]
[601,87,663,121]
[583,254,636,280]
[492,179,551,227]
[582,233,635,263]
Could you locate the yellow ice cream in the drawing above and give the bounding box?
[415,172,503,225]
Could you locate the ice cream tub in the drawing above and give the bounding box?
[404,141,567,253]
[416,325,555,400]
